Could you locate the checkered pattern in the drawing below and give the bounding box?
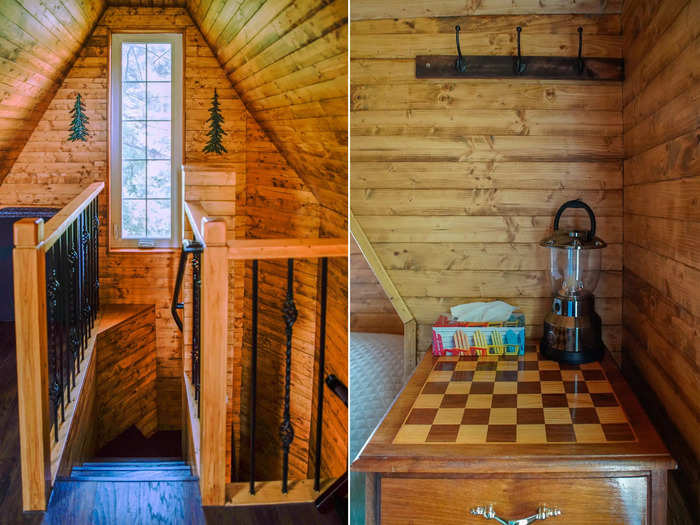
[393,350,636,445]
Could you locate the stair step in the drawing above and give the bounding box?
[79,462,188,470]
[67,469,197,481]
[85,457,183,463]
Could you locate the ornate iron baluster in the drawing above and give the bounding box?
[280,258,297,494]
[80,209,90,355]
[46,248,61,442]
[92,199,100,323]
[249,259,259,494]
[192,249,202,415]
[67,222,79,384]
[314,257,329,491]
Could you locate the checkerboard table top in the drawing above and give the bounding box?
[393,350,637,445]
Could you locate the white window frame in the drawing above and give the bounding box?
[109,32,183,249]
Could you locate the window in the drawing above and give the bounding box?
[110,33,183,248]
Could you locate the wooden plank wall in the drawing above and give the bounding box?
[350,3,625,362]
[238,117,323,481]
[94,305,157,449]
[187,0,349,241]
[0,0,106,182]
[621,0,699,522]
[350,237,403,334]
[0,8,329,449]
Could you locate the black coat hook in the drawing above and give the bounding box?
[514,26,526,74]
[455,25,467,72]
[577,27,584,73]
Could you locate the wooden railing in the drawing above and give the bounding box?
[14,182,104,511]
[180,200,346,505]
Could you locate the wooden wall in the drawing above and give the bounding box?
[350,4,624,361]
[0,0,106,182]
[621,0,699,522]
[187,0,349,238]
[350,237,402,334]
[94,304,158,449]
[0,7,332,444]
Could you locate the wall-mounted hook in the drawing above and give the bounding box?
[514,26,526,74]
[455,25,467,72]
[577,27,584,74]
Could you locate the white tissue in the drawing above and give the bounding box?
[450,301,517,323]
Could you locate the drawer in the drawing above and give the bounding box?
[380,476,648,525]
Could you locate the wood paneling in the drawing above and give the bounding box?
[0,6,338,456]
[187,0,348,238]
[350,237,403,334]
[351,1,623,20]
[622,1,700,523]
[94,305,158,449]
[0,0,107,183]
[350,8,624,362]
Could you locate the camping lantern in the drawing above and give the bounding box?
[540,200,606,363]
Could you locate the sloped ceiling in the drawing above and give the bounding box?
[0,0,348,236]
[187,0,348,236]
[0,0,107,183]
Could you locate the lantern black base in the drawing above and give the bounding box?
[540,342,604,365]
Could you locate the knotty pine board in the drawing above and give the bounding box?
[0,6,327,475]
[0,0,107,182]
[351,8,624,362]
[188,0,348,235]
[623,1,697,522]
[350,237,403,334]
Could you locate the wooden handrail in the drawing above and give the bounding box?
[40,182,104,251]
[227,238,347,260]
[184,200,225,246]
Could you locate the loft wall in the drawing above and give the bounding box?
[187,0,348,237]
[621,0,699,522]
[350,3,625,361]
[0,0,106,182]
[0,7,323,443]
[350,237,402,334]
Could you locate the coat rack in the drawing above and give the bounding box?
[416,26,624,81]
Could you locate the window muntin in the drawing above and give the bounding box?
[110,34,182,248]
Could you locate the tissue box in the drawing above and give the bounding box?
[431,312,526,356]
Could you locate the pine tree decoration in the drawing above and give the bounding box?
[68,93,89,142]
[203,88,227,154]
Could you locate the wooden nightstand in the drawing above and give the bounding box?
[352,346,676,524]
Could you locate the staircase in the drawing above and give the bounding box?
[45,459,206,524]
[63,458,197,482]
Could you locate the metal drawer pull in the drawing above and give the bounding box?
[469,504,561,524]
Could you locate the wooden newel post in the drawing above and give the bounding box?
[13,218,51,511]
[199,219,228,505]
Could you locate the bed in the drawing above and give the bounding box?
[349,332,405,525]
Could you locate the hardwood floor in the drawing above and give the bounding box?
[45,479,206,525]
[0,322,43,525]
[204,502,346,525]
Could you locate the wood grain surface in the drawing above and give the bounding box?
[621,0,700,523]
[350,6,625,363]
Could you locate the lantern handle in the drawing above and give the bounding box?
[553,200,596,239]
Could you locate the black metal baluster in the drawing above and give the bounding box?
[68,222,79,384]
[313,257,329,491]
[192,250,201,415]
[249,259,258,495]
[280,258,297,494]
[56,235,65,422]
[93,199,100,321]
[46,247,60,442]
[62,230,72,405]
[79,210,89,355]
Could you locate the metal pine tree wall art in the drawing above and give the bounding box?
[203,88,227,154]
[68,93,89,142]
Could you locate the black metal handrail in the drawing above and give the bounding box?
[45,198,100,442]
[172,239,204,414]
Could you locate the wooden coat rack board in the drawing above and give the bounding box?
[416,26,624,82]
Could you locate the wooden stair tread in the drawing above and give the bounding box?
[97,304,155,334]
[225,478,336,506]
